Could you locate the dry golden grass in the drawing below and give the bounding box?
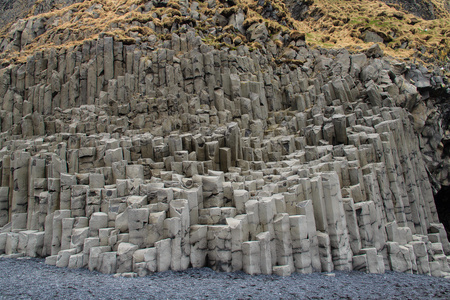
[0,0,164,63]
[301,0,450,63]
[0,0,449,65]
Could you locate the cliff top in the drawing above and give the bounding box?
[0,0,449,67]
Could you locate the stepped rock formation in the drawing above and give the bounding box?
[0,0,449,278]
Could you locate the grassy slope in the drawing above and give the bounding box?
[303,0,450,62]
[0,0,448,66]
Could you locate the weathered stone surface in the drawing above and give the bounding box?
[0,20,446,280]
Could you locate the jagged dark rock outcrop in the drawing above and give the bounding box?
[381,0,449,20]
[0,0,83,29]
[283,0,314,21]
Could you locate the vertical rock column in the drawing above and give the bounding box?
[375,123,408,227]
[256,231,272,274]
[156,238,171,272]
[296,200,321,272]
[164,217,182,271]
[343,198,362,255]
[332,114,348,145]
[226,217,245,271]
[128,206,150,248]
[60,174,76,210]
[104,37,114,83]
[0,187,9,227]
[374,163,396,223]
[35,179,48,231]
[11,151,30,230]
[116,242,138,273]
[389,116,425,234]
[245,199,261,240]
[362,170,387,245]
[182,187,199,226]
[50,210,72,256]
[1,156,11,206]
[410,241,431,275]
[27,157,45,230]
[273,213,294,273]
[190,225,207,268]
[321,172,352,270]
[289,215,312,273]
[202,174,223,208]
[207,225,232,272]
[242,241,261,275]
[86,188,102,218]
[169,199,191,270]
[226,122,241,167]
[310,176,328,232]
[259,197,276,266]
[354,201,376,249]
[71,185,88,217]
[47,179,61,217]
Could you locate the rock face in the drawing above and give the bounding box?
[285,0,314,21]
[0,0,82,28]
[381,0,450,20]
[0,0,449,279]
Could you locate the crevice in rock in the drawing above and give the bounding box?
[434,185,450,239]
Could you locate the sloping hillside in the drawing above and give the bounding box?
[0,0,449,65]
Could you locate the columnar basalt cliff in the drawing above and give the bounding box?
[0,0,449,278]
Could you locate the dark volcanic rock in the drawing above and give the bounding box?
[0,0,82,29]
[285,0,314,21]
[364,31,384,44]
[381,0,448,20]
